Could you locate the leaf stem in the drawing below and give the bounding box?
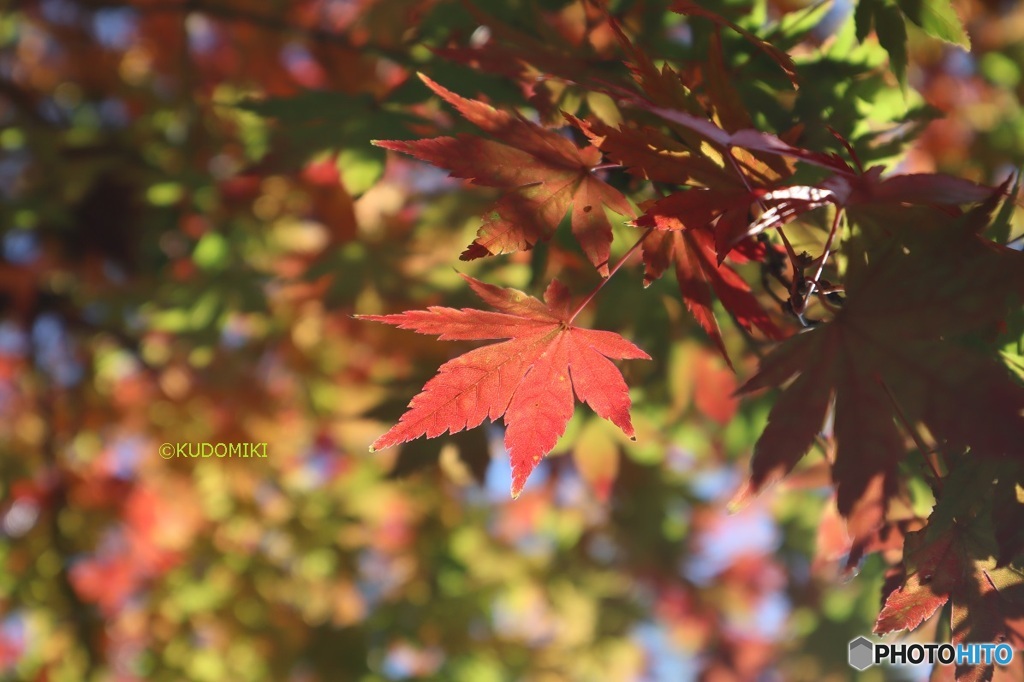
[569,226,654,323]
[726,149,756,198]
[801,207,844,311]
[725,149,784,254]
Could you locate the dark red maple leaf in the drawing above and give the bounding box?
[736,202,1024,529]
[374,74,634,275]
[359,275,650,496]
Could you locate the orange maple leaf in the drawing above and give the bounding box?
[374,74,634,275]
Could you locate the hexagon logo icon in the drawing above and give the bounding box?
[849,636,874,671]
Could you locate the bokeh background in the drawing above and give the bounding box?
[0,0,1022,680]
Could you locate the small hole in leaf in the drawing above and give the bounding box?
[583,205,593,213]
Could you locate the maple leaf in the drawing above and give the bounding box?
[638,101,851,174]
[876,458,1024,682]
[635,185,762,262]
[568,115,735,188]
[703,29,755,133]
[640,224,783,363]
[359,275,650,497]
[993,464,1024,568]
[374,74,634,275]
[879,531,1024,682]
[601,17,710,153]
[671,0,799,87]
[589,21,805,197]
[431,2,621,122]
[737,202,1024,526]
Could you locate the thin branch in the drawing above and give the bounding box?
[569,226,653,323]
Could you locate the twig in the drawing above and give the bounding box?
[569,226,654,322]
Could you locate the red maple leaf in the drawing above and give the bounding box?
[876,459,1024,682]
[634,184,755,250]
[360,275,650,496]
[374,74,634,275]
[640,224,783,363]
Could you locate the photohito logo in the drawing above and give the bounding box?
[849,637,1014,670]
[849,637,873,671]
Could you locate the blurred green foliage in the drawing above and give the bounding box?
[0,1,1020,681]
